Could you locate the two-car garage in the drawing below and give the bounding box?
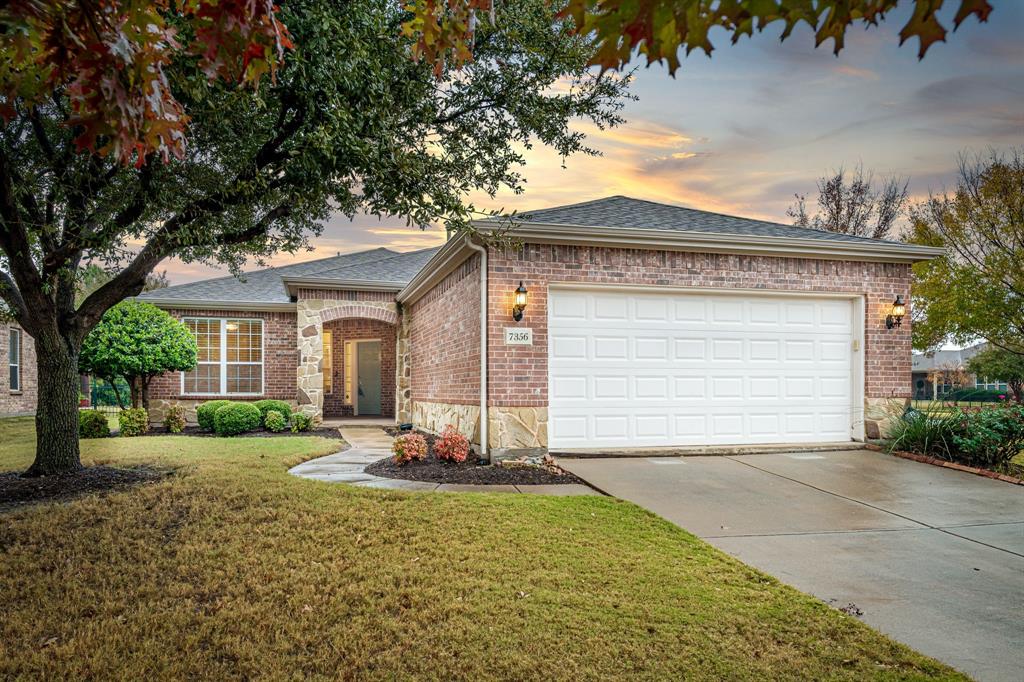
[547,287,861,450]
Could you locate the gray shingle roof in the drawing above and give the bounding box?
[139,246,440,306]
[490,195,906,246]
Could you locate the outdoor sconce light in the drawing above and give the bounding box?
[512,281,528,321]
[886,295,906,329]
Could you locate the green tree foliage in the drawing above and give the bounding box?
[967,347,1024,403]
[79,301,197,409]
[1,0,628,474]
[409,1,992,75]
[910,150,1024,354]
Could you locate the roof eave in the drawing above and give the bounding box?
[281,276,406,296]
[138,297,296,312]
[396,236,476,304]
[474,220,945,264]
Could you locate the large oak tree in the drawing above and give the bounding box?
[0,0,630,475]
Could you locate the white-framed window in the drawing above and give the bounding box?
[8,328,20,392]
[181,318,263,396]
[975,378,1008,392]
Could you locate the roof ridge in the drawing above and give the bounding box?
[298,245,442,278]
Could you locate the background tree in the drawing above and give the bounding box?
[787,166,909,240]
[79,301,197,410]
[409,1,992,75]
[909,149,1024,354]
[967,347,1024,403]
[0,0,630,476]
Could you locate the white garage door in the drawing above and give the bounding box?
[548,288,855,449]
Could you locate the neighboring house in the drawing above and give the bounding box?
[1,321,37,416]
[911,343,1008,399]
[139,196,942,458]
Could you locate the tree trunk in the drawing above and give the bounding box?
[24,333,82,476]
[141,376,151,410]
[109,376,127,409]
[129,377,141,408]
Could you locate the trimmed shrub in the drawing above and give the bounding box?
[196,400,233,431]
[119,408,149,437]
[163,404,187,433]
[290,413,313,433]
[78,410,110,439]
[264,410,287,433]
[254,399,292,425]
[214,402,261,436]
[393,432,427,465]
[951,404,1024,471]
[944,388,1006,403]
[434,424,470,463]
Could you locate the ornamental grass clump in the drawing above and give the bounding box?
[434,424,470,463]
[392,433,427,465]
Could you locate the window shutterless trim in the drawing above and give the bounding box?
[8,328,21,393]
[180,317,265,397]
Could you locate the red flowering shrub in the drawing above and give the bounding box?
[434,424,470,463]
[392,433,428,465]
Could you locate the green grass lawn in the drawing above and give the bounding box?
[0,417,963,680]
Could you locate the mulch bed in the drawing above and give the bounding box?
[136,425,342,439]
[0,466,171,514]
[367,431,586,486]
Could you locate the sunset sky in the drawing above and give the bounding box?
[165,2,1024,284]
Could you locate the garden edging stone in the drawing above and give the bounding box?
[864,443,1024,485]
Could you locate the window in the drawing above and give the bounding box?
[322,330,333,393]
[8,328,20,392]
[975,378,1008,392]
[343,341,354,405]
[182,318,263,395]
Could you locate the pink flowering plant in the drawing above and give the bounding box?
[434,424,470,463]
[392,432,428,465]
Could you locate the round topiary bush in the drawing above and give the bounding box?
[254,399,292,426]
[264,409,287,433]
[214,402,262,436]
[78,410,110,439]
[118,407,150,437]
[196,400,233,431]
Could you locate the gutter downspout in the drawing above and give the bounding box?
[465,237,488,461]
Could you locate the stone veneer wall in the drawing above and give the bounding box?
[486,243,915,449]
[295,290,398,421]
[1,321,38,415]
[407,254,481,444]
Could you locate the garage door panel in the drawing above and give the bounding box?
[548,289,855,449]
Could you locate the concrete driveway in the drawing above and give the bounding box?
[561,449,1024,682]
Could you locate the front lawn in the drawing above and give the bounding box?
[0,417,962,680]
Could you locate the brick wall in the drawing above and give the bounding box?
[148,309,297,401]
[296,288,396,302]
[1,321,38,415]
[322,318,396,417]
[486,243,913,407]
[409,254,481,405]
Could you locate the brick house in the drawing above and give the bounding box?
[1,321,37,416]
[139,196,942,459]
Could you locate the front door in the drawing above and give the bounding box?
[356,340,382,415]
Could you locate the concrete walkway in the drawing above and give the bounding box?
[561,449,1024,682]
[288,426,598,495]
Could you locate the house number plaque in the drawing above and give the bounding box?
[504,328,533,345]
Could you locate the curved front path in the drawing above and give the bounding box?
[288,426,598,496]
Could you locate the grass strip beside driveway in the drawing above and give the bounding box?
[0,417,962,680]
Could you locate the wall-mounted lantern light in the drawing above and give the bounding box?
[512,281,528,321]
[885,295,906,329]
